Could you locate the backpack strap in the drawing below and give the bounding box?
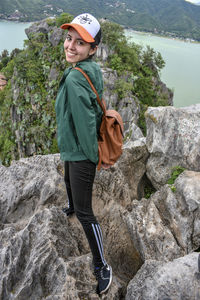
[74,67,106,115]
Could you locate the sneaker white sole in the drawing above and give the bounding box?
[100,266,112,294]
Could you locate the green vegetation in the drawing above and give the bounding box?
[55,12,73,27]
[144,184,156,199]
[0,14,169,165]
[167,166,186,192]
[0,16,68,164]
[1,0,200,41]
[142,174,157,199]
[167,166,186,185]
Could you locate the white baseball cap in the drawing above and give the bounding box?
[60,13,101,43]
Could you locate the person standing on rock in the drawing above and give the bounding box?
[55,13,112,295]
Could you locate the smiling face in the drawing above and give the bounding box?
[64,27,97,66]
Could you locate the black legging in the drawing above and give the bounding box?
[64,160,106,268]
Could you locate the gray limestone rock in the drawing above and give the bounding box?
[102,67,119,109]
[96,43,110,62]
[118,94,140,134]
[0,207,122,300]
[124,197,182,262]
[0,154,64,224]
[130,123,144,142]
[102,68,141,142]
[145,104,200,189]
[168,170,200,250]
[48,27,64,47]
[0,145,149,299]
[25,20,51,39]
[124,170,200,262]
[125,252,200,300]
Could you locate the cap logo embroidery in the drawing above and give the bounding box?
[78,14,92,25]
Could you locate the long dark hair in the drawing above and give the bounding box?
[89,28,101,58]
[91,28,102,49]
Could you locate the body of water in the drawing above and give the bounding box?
[0,21,200,108]
[125,30,200,107]
[0,20,31,53]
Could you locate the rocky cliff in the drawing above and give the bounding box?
[0,104,200,299]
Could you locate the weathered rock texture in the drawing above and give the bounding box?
[25,19,51,38]
[1,143,199,299]
[0,143,149,299]
[145,104,200,188]
[0,155,123,299]
[1,99,200,299]
[125,252,200,300]
[101,68,141,140]
[124,170,200,261]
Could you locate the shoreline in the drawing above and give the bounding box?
[125,28,200,44]
[0,19,32,25]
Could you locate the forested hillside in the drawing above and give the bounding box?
[1,0,200,40]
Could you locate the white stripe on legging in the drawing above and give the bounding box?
[67,197,70,208]
[96,224,104,245]
[96,224,105,256]
[92,223,106,266]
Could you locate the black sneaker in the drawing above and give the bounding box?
[62,207,74,216]
[94,264,112,295]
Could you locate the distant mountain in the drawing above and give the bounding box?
[1,0,200,40]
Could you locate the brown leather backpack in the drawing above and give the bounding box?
[74,67,124,170]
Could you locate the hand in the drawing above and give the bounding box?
[102,163,112,170]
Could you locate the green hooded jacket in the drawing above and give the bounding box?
[55,59,103,164]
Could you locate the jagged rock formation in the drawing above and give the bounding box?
[124,170,200,262]
[101,68,140,137]
[126,252,200,300]
[1,120,200,299]
[0,144,149,299]
[146,104,200,188]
